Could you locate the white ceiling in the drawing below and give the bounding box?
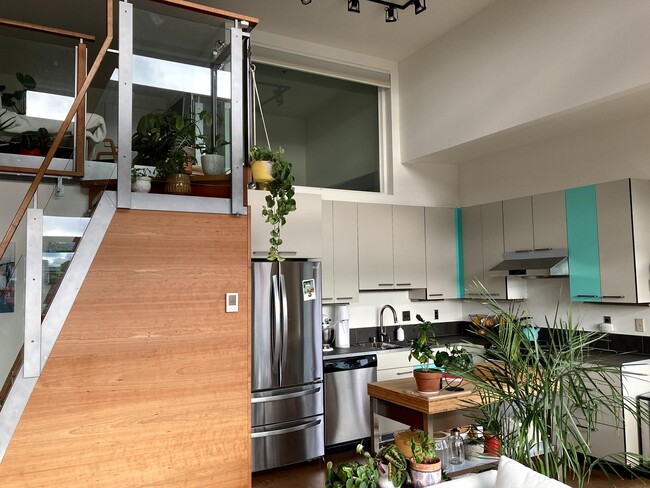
[208,0,495,61]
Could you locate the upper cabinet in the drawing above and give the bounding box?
[422,207,458,299]
[461,202,508,299]
[358,204,426,290]
[502,191,567,253]
[321,201,359,304]
[249,190,322,260]
[566,179,650,303]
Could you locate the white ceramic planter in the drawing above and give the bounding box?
[201,154,225,175]
[131,176,152,193]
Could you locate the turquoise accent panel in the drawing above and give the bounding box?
[565,186,601,302]
[455,208,464,298]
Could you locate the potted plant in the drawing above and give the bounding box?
[409,314,442,392]
[326,444,380,488]
[132,109,210,194]
[433,345,473,391]
[375,443,407,488]
[131,166,152,193]
[464,425,485,459]
[12,127,51,156]
[408,430,442,488]
[249,145,276,187]
[200,133,229,175]
[0,72,36,114]
[252,146,296,262]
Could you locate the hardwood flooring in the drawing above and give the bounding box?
[252,448,650,488]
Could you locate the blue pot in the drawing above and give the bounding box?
[522,326,539,341]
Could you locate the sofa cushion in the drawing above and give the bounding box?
[441,470,497,488]
[494,456,570,488]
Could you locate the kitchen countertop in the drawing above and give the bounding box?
[583,349,650,366]
[322,334,490,360]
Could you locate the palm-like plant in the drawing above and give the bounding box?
[460,282,650,487]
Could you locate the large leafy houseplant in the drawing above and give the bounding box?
[459,282,650,487]
[0,72,36,114]
[251,146,296,262]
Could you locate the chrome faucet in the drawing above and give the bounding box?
[379,305,398,342]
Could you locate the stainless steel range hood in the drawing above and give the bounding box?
[490,249,569,278]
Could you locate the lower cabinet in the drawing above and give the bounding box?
[377,350,414,436]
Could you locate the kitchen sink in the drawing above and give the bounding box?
[353,342,405,350]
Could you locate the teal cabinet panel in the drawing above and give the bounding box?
[565,185,601,302]
[455,208,464,299]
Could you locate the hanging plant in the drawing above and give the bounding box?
[253,146,296,261]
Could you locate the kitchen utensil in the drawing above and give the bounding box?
[322,324,335,351]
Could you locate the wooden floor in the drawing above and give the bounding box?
[252,448,650,487]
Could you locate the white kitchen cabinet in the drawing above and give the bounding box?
[502,191,567,253]
[596,179,650,304]
[424,207,458,299]
[376,350,414,435]
[249,190,322,260]
[358,204,426,290]
[480,202,506,298]
[461,205,483,298]
[321,201,359,304]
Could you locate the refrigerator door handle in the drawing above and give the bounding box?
[279,273,289,378]
[271,274,281,377]
[251,418,322,439]
[251,385,321,404]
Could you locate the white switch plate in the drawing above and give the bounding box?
[226,293,238,313]
[635,318,645,332]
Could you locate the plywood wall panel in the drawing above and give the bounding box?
[0,209,251,487]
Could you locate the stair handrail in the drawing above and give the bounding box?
[0,0,113,261]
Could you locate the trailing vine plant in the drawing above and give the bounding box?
[255,146,296,261]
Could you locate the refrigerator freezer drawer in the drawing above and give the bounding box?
[252,383,324,427]
[252,414,324,472]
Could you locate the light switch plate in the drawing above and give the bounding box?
[226,293,238,313]
[635,318,645,332]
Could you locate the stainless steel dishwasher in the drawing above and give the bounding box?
[324,354,377,447]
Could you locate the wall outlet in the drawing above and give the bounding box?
[402,311,410,322]
[603,316,611,324]
[635,318,645,332]
[434,309,439,320]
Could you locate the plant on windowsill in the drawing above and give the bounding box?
[250,146,296,262]
[408,430,442,487]
[131,166,153,193]
[200,133,229,175]
[132,109,211,194]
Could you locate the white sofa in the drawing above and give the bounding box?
[442,457,569,488]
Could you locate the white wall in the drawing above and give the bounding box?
[399,0,650,163]
[458,111,650,206]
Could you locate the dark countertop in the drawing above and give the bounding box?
[322,334,490,360]
[583,349,650,366]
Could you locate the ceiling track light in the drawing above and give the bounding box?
[300,0,311,4]
[413,0,426,15]
[385,6,398,22]
[348,0,361,13]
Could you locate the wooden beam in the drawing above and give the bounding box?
[0,17,95,42]
[148,0,259,27]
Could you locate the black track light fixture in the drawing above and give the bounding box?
[413,0,426,14]
[385,6,398,22]
[348,0,361,13]
[301,0,311,4]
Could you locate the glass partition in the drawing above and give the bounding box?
[129,7,233,196]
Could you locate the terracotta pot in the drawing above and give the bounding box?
[413,370,442,393]
[165,173,191,195]
[408,457,441,487]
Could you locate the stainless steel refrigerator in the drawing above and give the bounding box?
[251,260,324,472]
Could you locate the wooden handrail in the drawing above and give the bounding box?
[0,17,95,42]
[0,0,113,261]
[149,0,259,27]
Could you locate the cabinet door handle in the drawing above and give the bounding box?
[428,293,443,297]
[602,295,625,299]
[336,296,354,300]
[396,283,411,286]
[514,249,534,253]
[533,248,552,252]
[396,371,413,376]
[378,283,394,287]
[279,251,298,255]
[575,295,600,298]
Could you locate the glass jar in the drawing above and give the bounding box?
[449,427,465,465]
[431,431,451,470]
